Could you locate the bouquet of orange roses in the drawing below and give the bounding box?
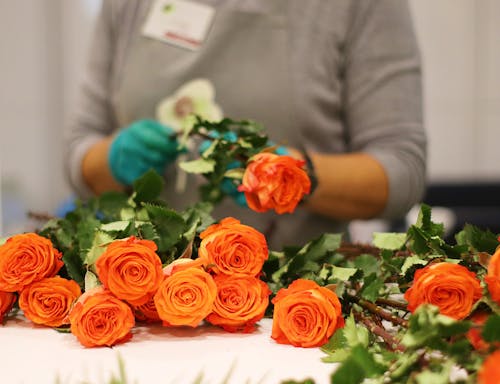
[178,117,314,214]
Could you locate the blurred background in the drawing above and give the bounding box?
[0,0,499,240]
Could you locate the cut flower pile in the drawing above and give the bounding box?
[0,117,500,383]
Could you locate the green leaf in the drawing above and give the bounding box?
[321,349,351,363]
[401,305,471,348]
[179,158,216,174]
[132,170,164,203]
[359,273,385,302]
[77,217,101,252]
[97,191,129,219]
[482,314,500,342]
[144,204,186,252]
[400,255,427,275]
[100,221,131,232]
[415,362,453,384]
[61,248,85,286]
[84,270,101,291]
[297,233,343,262]
[343,313,370,348]
[330,345,385,384]
[455,223,499,253]
[331,266,358,281]
[136,222,159,242]
[84,231,114,266]
[321,327,348,354]
[224,168,245,179]
[372,232,407,250]
[352,254,380,276]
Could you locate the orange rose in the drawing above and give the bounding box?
[0,233,63,292]
[19,276,81,327]
[466,311,499,352]
[238,153,311,214]
[131,296,161,323]
[69,287,134,348]
[404,262,482,320]
[0,290,16,323]
[271,279,344,348]
[484,246,500,306]
[198,217,268,276]
[95,236,163,306]
[163,257,207,276]
[206,274,271,333]
[154,266,216,327]
[478,350,500,384]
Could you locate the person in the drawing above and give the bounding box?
[64,0,427,249]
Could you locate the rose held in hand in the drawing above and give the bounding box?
[0,233,63,292]
[404,262,482,320]
[238,153,311,214]
[96,237,163,306]
[272,279,344,348]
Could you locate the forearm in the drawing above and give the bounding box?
[82,137,124,195]
[305,152,389,220]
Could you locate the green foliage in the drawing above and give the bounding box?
[37,172,214,288]
[456,223,499,254]
[263,204,498,383]
[482,314,500,342]
[180,117,270,204]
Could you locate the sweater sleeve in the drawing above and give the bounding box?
[344,0,427,219]
[63,0,118,198]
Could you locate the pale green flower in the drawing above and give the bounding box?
[156,78,223,132]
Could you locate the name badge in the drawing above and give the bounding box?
[142,0,215,50]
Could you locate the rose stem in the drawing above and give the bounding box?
[348,294,409,328]
[353,311,406,352]
[375,298,409,311]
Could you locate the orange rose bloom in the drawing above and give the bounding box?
[131,296,161,323]
[466,311,497,352]
[95,237,163,306]
[404,262,482,320]
[154,266,216,327]
[271,279,344,348]
[478,350,500,384]
[238,153,311,214]
[485,246,500,306]
[206,274,271,333]
[19,276,81,327]
[0,290,16,323]
[198,217,268,276]
[0,233,63,292]
[69,287,135,348]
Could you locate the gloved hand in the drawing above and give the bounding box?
[109,119,182,185]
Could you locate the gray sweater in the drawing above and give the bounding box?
[64,0,427,249]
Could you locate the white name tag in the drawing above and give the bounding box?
[142,0,215,50]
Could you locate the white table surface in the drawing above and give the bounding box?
[1,316,337,384]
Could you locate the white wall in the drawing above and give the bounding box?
[0,0,97,235]
[409,0,500,181]
[0,0,499,236]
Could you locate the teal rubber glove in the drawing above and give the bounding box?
[109,119,181,185]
